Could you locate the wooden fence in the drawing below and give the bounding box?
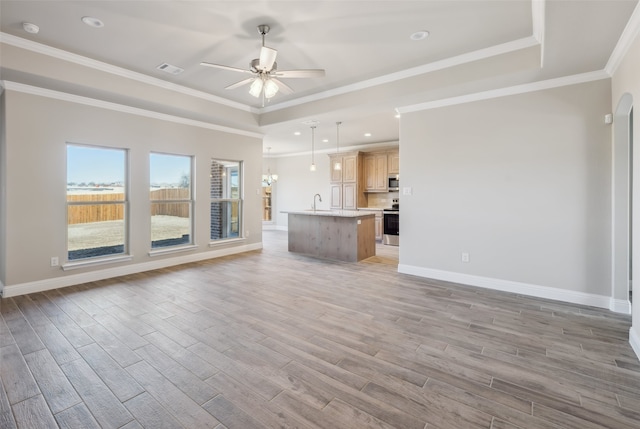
[150,188,190,218]
[67,189,190,224]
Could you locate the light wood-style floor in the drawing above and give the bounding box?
[2,230,640,428]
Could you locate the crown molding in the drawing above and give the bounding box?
[260,36,540,114]
[1,81,263,139]
[605,0,640,76]
[531,0,546,67]
[0,32,258,114]
[397,69,609,114]
[272,141,399,158]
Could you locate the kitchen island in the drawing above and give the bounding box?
[284,210,376,262]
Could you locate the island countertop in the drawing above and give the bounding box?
[282,210,374,218]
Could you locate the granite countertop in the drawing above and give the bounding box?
[283,210,375,218]
[357,207,385,211]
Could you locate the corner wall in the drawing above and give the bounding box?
[399,79,613,307]
[0,89,6,288]
[611,10,640,359]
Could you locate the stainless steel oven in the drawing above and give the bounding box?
[383,207,399,246]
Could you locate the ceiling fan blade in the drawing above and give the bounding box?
[200,62,253,74]
[259,47,278,71]
[271,78,294,95]
[275,69,326,78]
[225,78,255,90]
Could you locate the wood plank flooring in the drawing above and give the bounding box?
[1,230,639,428]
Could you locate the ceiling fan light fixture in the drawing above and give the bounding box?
[264,79,279,99]
[249,78,263,97]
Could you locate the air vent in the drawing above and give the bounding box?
[156,63,184,75]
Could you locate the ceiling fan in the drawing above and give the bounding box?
[200,25,325,103]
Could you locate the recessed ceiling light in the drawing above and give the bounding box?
[410,30,430,41]
[364,133,372,137]
[82,16,104,28]
[294,131,301,136]
[22,22,39,34]
[322,139,329,143]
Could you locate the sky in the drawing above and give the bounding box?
[67,145,190,185]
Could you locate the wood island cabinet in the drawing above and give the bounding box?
[359,209,383,241]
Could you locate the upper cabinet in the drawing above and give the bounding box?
[342,154,358,182]
[364,153,387,191]
[330,152,358,183]
[330,147,398,206]
[388,151,400,175]
[365,150,398,192]
[329,151,365,209]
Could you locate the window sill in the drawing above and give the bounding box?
[209,237,246,247]
[62,254,133,271]
[148,244,198,257]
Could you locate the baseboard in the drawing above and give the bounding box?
[630,327,640,362]
[610,298,632,314]
[398,264,612,310]
[1,242,263,298]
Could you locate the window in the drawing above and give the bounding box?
[150,153,193,249]
[210,160,242,241]
[67,144,127,261]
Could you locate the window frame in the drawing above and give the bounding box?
[149,152,196,255]
[210,159,244,244]
[64,143,131,269]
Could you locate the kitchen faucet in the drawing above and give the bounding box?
[313,193,322,212]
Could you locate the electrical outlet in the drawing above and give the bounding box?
[246,230,250,237]
[461,252,470,263]
[50,257,59,267]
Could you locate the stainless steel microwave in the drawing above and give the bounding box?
[388,175,399,191]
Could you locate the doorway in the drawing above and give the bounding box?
[612,94,634,313]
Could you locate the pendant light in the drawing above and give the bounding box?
[310,125,317,171]
[334,121,342,171]
[262,147,278,185]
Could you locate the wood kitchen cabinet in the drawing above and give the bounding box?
[388,150,400,175]
[329,151,365,210]
[364,152,388,192]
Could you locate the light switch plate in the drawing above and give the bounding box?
[403,187,412,195]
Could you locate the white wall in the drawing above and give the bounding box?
[272,153,332,229]
[611,8,640,358]
[1,89,263,295]
[399,79,613,306]
[0,91,6,287]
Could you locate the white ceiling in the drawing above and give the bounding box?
[0,0,637,155]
